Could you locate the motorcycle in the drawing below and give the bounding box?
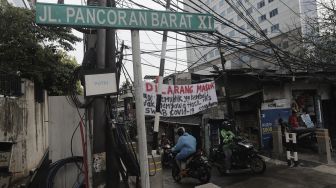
[161,143,173,167]
[209,137,266,175]
[170,150,211,184]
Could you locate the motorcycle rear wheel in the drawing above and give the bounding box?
[216,166,225,175]
[250,156,266,174]
[198,167,211,184]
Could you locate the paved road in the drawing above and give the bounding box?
[163,163,336,188]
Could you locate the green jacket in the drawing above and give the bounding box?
[220,129,235,148]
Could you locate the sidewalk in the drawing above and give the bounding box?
[261,151,336,176]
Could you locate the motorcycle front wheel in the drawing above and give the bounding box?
[250,156,266,174]
[172,164,181,183]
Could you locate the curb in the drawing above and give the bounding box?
[313,165,336,176]
[259,155,287,166]
[260,155,336,176]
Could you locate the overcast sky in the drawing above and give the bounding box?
[36,0,188,84]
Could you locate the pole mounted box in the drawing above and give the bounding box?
[84,70,117,97]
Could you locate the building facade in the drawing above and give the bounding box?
[184,0,318,73]
[6,0,31,8]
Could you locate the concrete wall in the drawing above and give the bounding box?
[0,79,48,181]
[48,96,84,188]
[263,80,331,101]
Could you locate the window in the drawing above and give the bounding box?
[246,7,253,15]
[212,5,217,12]
[209,51,214,58]
[241,55,250,62]
[219,0,225,6]
[221,24,226,30]
[227,7,233,14]
[271,24,280,32]
[269,0,274,3]
[257,0,265,9]
[237,14,242,21]
[270,8,278,18]
[240,38,247,44]
[214,49,219,56]
[239,25,245,32]
[220,10,226,17]
[259,14,267,23]
[282,41,289,48]
[263,48,272,54]
[228,30,235,37]
[262,28,268,35]
[246,24,251,30]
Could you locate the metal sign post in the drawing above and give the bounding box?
[131,30,150,188]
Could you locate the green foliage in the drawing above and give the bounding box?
[0,2,82,95]
[299,0,336,66]
[44,51,83,96]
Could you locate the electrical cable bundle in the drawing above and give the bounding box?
[45,156,84,188]
[105,97,141,188]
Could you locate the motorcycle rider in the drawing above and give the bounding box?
[161,133,171,146]
[220,120,235,173]
[172,127,196,176]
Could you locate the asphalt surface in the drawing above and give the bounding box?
[163,162,336,188]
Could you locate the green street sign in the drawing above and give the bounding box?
[35,3,215,32]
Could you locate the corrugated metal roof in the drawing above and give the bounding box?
[159,116,202,126]
[235,90,262,99]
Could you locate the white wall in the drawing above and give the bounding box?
[48,96,84,161]
[263,80,331,101]
[48,96,84,188]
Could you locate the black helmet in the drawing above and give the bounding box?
[222,120,231,130]
[177,127,185,136]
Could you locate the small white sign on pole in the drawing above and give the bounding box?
[84,73,117,96]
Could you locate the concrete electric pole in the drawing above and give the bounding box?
[131,30,150,188]
[217,40,234,120]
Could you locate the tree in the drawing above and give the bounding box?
[44,51,83,96]
[288,0,336,69]
[0,1,82,95]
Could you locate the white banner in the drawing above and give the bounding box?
[143,81,218,117]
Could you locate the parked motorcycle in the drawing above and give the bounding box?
[209,137,266,174]
[161,144,173,167]
[170,150,211,184]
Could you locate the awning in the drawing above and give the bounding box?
[159,116,202,126]
[235,90,262,99]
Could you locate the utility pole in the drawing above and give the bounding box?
[131,30,150,188]
[217,40,234,119]
[92,0,107,187]
[104,0,120,187]
[152,0,171,153]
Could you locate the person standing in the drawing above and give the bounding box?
[288,111,299,129]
